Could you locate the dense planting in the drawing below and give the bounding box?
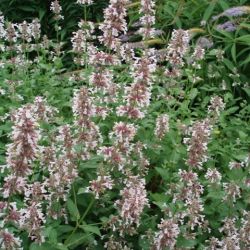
[0,1,249,249]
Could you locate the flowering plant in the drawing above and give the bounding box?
[0,1,249,249]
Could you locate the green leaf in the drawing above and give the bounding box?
[55,244,69,250]
[189,88,198,100]
[202,1,216,21]
[231,43,236,63]
[243,87,250,97]
[224,107,239,115]
[223,58,235,71]
[177,236,197,248]
[239,23,250,29]
[236,35,250,44]
[65,232,91,248]
[80,224,101,236]
[77,187,89,195]
[206,190,225,200]
[57,225,74,235]
[44,227,57,244]
[18,6,35,12]
[30,243,57,250]
[67,199,80,221]
[155,167,169,180]
[218,0,229,10]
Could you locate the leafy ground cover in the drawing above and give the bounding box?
[0,1,249,249]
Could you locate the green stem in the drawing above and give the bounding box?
[64,197,95,245]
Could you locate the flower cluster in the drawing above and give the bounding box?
[71,21,95,65]
[0,104,48,245]
[72,87,103,159]
[183,119,212,169]
[139,0,156,39]
[0,15,6,39]
[117,50,156,119]
[208,96,225,118]
[205,168,222,183]
[115,176,148,228]
[0,229,22,250]
[32,96,58,122]
[0,1,249,249]
[153,218,180,250]
[0,18,41,53]
[76,0,93,5]
[191,45,205,68]
[50,0,64,20]
[219,218,240,249]
[5,106,40,178]
[166,29,190,67]
[99,0,130,50]
[154,114,170,140]
[88,175,113,199]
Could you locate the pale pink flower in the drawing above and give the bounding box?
[2,175,26,198]
[223,182,241,203]
[229,161,244,170]
[17,21,32,43]
[30,18,41,40]
[115,176,148,226]
[76,0,93,5]
[154,114,169,140]
[205,168,222,183]
[184,119,212,169]
[88,175,113,198]
[5,22,18,44]
[139,0,156,39]
[219,218,240,250]
[50,0,64,20]
[72,87,96,124]
[0,229,22,250]
[240,211,250,246]
[6,106,40,177]
[99,0,130,50]
[208,96,225,117]
[98,146,125,167]
[111,122,137,145]
[88,46,121,66]
[117,50,156,118]
[89,70,113,94]
[32,96,58,122]
[19,202,45,243]
[166,29,190,67]
[153,218,180,250]
[0,15,6,39]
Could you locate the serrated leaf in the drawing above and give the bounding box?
[80,224,101,236]
[67,199,80,221]
[224,107,239,115]
[206,190,225,200]
[155,167,169,180]
[189,88,198,99]
[177,236,197,248]
[64,232,90,248]
[77,187,89,195]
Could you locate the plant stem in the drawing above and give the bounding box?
[64,197,95,245]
